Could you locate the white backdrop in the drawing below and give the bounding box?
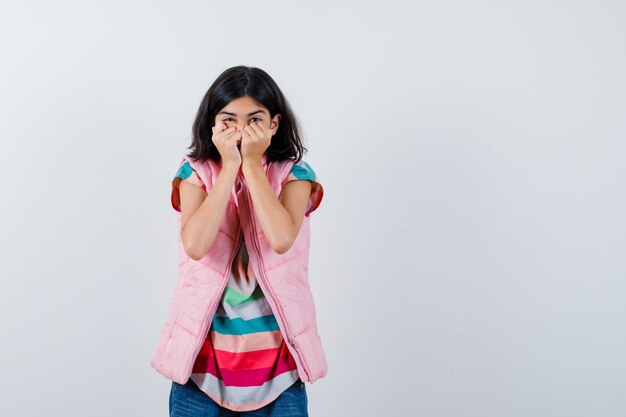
[1,1,625,416]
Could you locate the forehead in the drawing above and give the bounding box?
[219,96,269,116]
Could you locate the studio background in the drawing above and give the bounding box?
[1,1,624,416]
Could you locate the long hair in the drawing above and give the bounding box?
[187,65,307,164]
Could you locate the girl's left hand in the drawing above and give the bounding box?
[240,122,272,165]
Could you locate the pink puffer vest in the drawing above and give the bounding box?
[150,154,328,385]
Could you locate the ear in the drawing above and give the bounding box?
[270,114,281,134]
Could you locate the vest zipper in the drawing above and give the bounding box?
[241,181,312,381]
[183,221,243,381]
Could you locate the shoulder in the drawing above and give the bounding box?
[288,159,318,181]
[280,158,320,185]
[173,158,206,190]
[176,156,210,174]
[279,158,324,217]
[174,155,218,186]
[174,160,195,180]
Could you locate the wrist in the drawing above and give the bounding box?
[242,158,263,172]
[221,162,240,175]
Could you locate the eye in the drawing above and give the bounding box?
[251,117,262,123]
[223,117,234,122]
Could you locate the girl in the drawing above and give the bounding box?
[151,66,328,417]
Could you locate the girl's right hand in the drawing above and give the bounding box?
[211,121,242,168]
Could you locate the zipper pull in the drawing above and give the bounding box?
[288,339,297,349]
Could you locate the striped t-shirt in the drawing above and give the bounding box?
[171,157,323,411]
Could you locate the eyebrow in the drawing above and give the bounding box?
[218,109,266,117]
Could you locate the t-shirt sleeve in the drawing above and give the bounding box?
[281,159,324,217]
[171,160,206,212]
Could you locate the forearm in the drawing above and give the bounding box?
[182,163,239,259]
[242,160,293,253]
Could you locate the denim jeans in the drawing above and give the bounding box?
[169,377,309,417]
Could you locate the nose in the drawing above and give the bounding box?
[236,123,247,131]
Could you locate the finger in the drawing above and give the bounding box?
[216,124,234,134]
[214,120,226,133]
[257,122,270,135]
[245,125,259,141]
[228,130,241,140]
[249,123,263,137]
[222,126,238,138]
[221,129,238,143]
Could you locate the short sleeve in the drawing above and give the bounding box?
[171,160,206,212]
[282,159,324,217]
